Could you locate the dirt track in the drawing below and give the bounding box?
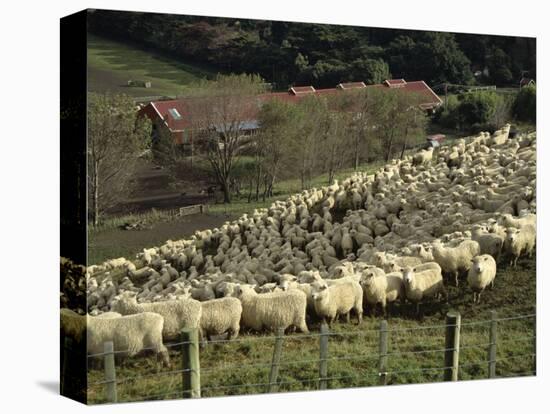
[89,213,235,265]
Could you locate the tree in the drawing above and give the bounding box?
[350,58,391,85]
[256,99,301,199]
[366,88,428,162]
[183,74,267,203]
[87,93,151,225]
[457,91,500,128]
[387,32,474,85]
[487,46,514,85]
[513,85,536,123]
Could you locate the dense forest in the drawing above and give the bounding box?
[87,9,536,90]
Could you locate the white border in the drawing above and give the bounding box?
[0,1,546,414]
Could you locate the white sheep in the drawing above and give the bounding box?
[402,265,447,315]
[467,255,497,303]
[87,312,169,366]
[236,285,309,333]
[199,297,242,341]
[360,269,404,316]
[431,239,480,286]
[503,225,536,267]
[111,293,202,340]
[311,280,363,325]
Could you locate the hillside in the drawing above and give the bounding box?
[87,34,217,97]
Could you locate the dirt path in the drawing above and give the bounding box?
[89,213,235,265]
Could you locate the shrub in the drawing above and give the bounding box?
[513,85,536,123]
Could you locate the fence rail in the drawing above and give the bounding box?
[73,310,536,403]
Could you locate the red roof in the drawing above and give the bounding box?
[139,79,442,133]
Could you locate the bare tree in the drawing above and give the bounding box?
[87,93,151,226]
[183,74,267,203]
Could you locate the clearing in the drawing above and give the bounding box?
[87,34,217,97]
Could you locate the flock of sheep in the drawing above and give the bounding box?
[61,124,537,366]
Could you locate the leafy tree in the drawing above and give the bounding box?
[487,46,514,85]
[457,91,500,128]
[182,74,267,203]
[350,58,391,84]
[256,100,302,199]
[513,85,536,123]
[87,93,152,225]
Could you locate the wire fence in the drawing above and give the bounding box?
[63,307,536,404]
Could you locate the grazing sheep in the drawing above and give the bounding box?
[111,293,202,340]
[60,308,86,343]
[236,285,309,333]
[500,213,536,229]
[87,312,169,366]
[199,297,242,340]
[360,269,404,316]
[431,239,480,286]
[402,265,447,316]
[467,255,497,303]
[311,280,363,325]
[503,225,536,267]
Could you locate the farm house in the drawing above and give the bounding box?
[138,79,442,147]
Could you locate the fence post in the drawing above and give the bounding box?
[319,322,329,390]
[267,328,285,393]
[103,341,117,403]
[181,328,201,398]
[488,310,497,378]
[378,320,388,385]
[444,311,461,381]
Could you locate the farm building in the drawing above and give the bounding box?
[138,79,442,145]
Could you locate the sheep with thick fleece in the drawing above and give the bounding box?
[236,285,309,333]
[467,255,497,303]
[503,225,536,267]
[111,293,202,340]
[499,213,536,229]
[401,265,447,315]
[431,239,480,287]
[373,252,423,272]
[360,269,404,316]
[60,308,86,343]
[311,280,363,325]
[199,297,242,340]
[87,312,169,366]
[471,226,504,261]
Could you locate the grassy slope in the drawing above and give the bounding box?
[87,34,216,97]
[87,254,536,403]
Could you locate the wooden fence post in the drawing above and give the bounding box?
[444,312,461,381]
[103,341,117,403]
[267,328,285,393]
[181,328,201,398]
[319,322,329,390]
[488,310,497,378]
[378,320,388,385]
[61,336,72,395]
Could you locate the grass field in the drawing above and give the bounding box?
[87,34,216,97]
[85,254,536,404]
